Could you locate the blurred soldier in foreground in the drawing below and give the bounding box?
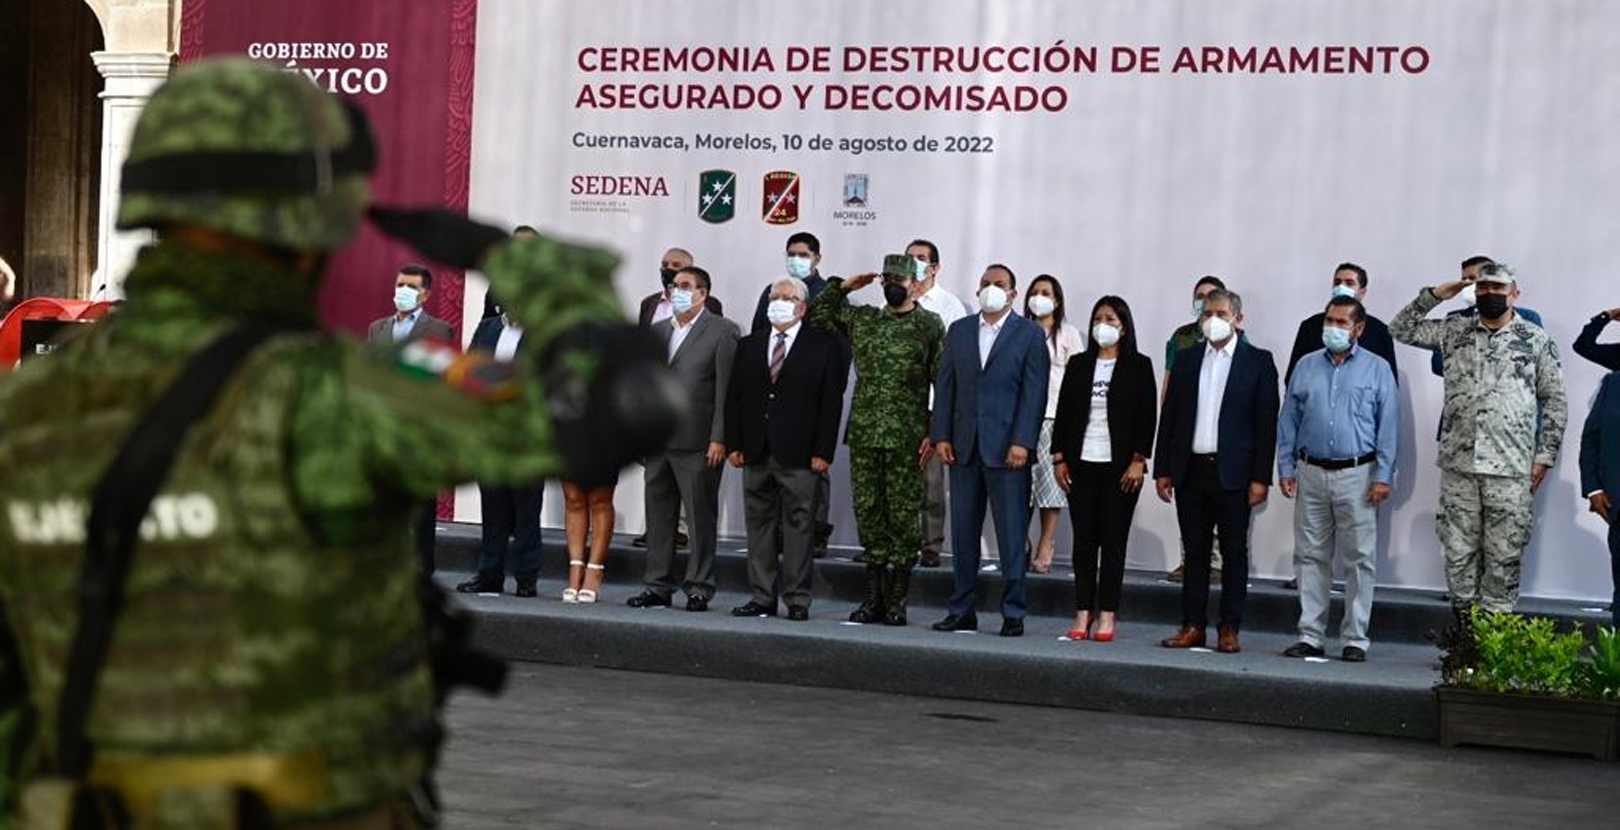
[0,59,677,828]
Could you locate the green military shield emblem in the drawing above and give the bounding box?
[698,170,736,224]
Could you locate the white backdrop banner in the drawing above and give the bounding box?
[461,0,1617,602]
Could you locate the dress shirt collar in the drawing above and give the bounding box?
[772,320,802,340]
[980,311,1008,332]
[673,306,705,330]
[1205,335,1236,359]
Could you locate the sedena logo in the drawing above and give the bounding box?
[569,175,671,197]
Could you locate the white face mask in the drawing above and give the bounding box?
[786,255,814,280]
[1201,315,1233,344]
[1332,284,1358,300]
[914,257,930,280]
[393,284,421,313]
[979,285,1009,314]
[1091,322,1121,348]
[670,288,696,315]
[1459,283,1478,307]
[1027,295,1056,318]
[766,298,798,326]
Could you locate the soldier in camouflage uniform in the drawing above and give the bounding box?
[1390,263,1567,614]
[808,256,943,625]
[0,60,673,828]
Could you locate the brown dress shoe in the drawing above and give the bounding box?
[1160,626,1206,648]
[1216,625,1241,653]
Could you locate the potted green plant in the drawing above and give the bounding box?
[1434,609,1620,760]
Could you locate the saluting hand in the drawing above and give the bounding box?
[1433,280,1470,301]
[1606,307,1620,322]
[843,272,880,291]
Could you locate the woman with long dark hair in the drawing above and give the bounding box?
[1050,296,1156,641]
[1024,274,1085,573]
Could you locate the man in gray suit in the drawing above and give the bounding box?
[367,263,454,347]
[366,263,455,576]
[628,265,739,611]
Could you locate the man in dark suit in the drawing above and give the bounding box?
[725,277,848,620]
[929,264,1050,637]
[1580,369,1620,627]
[747,231,848,558]
[1283,262,1399,385]
[627,266,739,611]
[637,247,722,327]
[1574,307,1620,371]
[454,301,545,597]
[1155,288,1279,654]
[366,263,455,576]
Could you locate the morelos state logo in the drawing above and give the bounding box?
[762,170,801,225]
[698,169,736,224]
[842,173,868,207]
[834,172,877,227]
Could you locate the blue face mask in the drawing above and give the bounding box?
[1321,325,1354,354]
[670,288,696,315]
[787,255,814,280]
[1332,284,1358,300]
[394,285,421,313]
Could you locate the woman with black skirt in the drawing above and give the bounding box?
[1050,296,1157,642]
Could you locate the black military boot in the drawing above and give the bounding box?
[884,565,912,626]
[848,563,888,623]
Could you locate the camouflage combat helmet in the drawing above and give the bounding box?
[117,57,375,251]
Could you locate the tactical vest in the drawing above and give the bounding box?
[0,320,436,825]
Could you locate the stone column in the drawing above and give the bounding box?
[91,50,172,298]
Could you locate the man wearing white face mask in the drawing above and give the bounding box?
[749,231,845,558]
[367,263,455,576]
[727,277,848,620]
[1277,297,1398,662]
[1155,289,1279,655]
[930,264,1051,637]
[1284,263,1399,386]
[909,239,970,569]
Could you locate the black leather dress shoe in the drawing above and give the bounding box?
[685,595,709,612]
[787,606,809,621]
[1282,641,1325,659]
[626,590,671,608]
[675,531,690,549]
[731,600,777,617]
[999,618,1025,638]
[456,577,502,594]
[919,550,941,568]
[514,581,538,598]
[931,614,978,632]
[1342,646,1368,663]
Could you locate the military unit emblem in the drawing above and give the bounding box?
[762,170,802,225]
[697,169,736,224]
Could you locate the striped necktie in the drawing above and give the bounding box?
[770,332,787,383]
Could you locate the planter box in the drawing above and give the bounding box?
[1437,686,1620,760]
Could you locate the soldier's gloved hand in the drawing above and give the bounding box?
[366,206,510,270]
[539,321,686,487]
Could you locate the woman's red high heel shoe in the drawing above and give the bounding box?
[1092,625,1116,643]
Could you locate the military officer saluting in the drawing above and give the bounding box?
[1390,262,1567,616]
[0,59,675,828]
[809,254,943,626]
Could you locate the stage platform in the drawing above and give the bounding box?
[433,523,1611,743]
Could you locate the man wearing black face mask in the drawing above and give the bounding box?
[1392,263,1568,616]
[638,247,722,326]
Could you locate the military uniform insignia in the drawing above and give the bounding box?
[397,338,519,401]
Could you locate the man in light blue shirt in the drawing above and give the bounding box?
[1277,297,1399,662]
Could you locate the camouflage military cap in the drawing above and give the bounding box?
[881,254,915,281]
[117,58,373,251]
[1476,262,1517,286]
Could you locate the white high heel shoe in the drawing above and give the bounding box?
[562,560,585,602]
[577,563,605,603]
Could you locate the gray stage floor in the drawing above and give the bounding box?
[438,664,1619,830]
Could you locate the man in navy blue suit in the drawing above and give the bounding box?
[1580,369,1620,627]
[929,264,1050,637]
[1154,288,1279,654]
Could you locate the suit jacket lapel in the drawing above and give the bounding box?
[670,311,712,365]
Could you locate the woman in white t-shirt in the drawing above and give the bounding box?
[1024,275,1085,573]
[1051,296,1157,642]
